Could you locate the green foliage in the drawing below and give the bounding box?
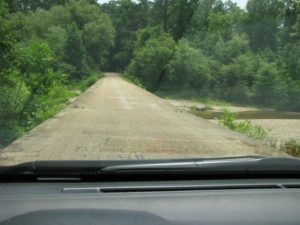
[64,23,88,79]
[280,139,300,157]
[123,73,144,88]
[286,80,300,111]
[23,84,76,130]
[1,0,112,147]
[127,28,176,90]
[219,108,268,140]
[1,0,300,147]
[208,12,231,39]
[0,72,29,115]
[45,26,67,60]
[167,0,198,41]
[245,0,284,51]
[26,6,70,39]
[23,0,115,75]
[168,40,211,88]
[102,0,147,71]
[215,33,250,63]
[19,41,61,96]
[253,61,288,107]
[67,0,102,29]
[78,73,103,91]
[219,108,237,130]
[7,0,68,12]
[82,15,115,70]
[0,75,102,147]
[188,0,224,36]
[0,2,21,83]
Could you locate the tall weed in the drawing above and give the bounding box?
[219,108,267,140]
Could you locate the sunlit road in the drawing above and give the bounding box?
[0,73,284,165]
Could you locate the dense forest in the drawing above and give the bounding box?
[0,0,300,146]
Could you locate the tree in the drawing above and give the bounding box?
[214,33,250,63]
[253,61,288,107]
[82,15,115,70]
[67,0,103,29]
[6,0,68,13]
[149,0,167,28]
[279,0,299,43]
[0,1,22,117]
[188,0,224,36]
[25,5,70,39]
[47,5,71,28]
[102,0,149,71]
[168,0,197,41]
[45,26,67,60]
[64,23,87,79]
[208,12,231,40]
[127,29,176,90]
[19,41,60,96]
[168,40,211,88]
[0,2,26,84]
[218,53,258,102]
[245,0,284,51]
[296,2,300,37]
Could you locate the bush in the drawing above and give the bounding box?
[123,73,144,88]
[168,40,211,89]
[253,61,288,107]
[280,139,300,157]
[219,108,268,140]
[126,28,176,91]
[286,81,300,111]
[23,84,76,129]
[79,73,103,91]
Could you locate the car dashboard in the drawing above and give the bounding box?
[0,178,300,225]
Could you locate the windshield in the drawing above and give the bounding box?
[0,0,299,166]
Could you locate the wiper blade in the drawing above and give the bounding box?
[101,157,300,175]
[1,156,300,181]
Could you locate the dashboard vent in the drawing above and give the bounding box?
[62,183,300,194]
[99,184,281,193]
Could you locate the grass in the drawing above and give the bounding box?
[23,84,78,130]
[0,73,103,148]
[123,74,144,88]
[190,107,268,140]
[280,139,300,157]
[190,108,300,119]
[203,104,214,110]
[218,108,268,140]
[70,73,103,92]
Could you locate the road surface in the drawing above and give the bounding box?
[0,73,284,165]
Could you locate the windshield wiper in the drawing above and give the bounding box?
[101,157,300,175]
[1,156,300,181]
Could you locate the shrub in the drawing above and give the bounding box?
[168,40,211,89]
[253,61,288,107]
[123,74,144,88]
[280,139,300,157]
[219,108,268,140]
[79,73,103,91]
[126,29,176,91]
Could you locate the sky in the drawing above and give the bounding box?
[97,0,248,9]
[232,0,247,9]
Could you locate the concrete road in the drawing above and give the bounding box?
[0,73,284,165]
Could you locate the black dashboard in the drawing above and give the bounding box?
[1,179,300,225]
